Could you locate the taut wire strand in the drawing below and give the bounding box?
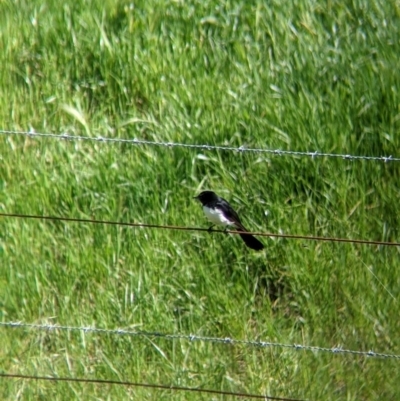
[1,128,398,162]
[0,212,399,247]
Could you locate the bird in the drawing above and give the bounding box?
[194,190,264,251]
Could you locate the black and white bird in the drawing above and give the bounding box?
[194,190,264,251]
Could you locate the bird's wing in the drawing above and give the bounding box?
[217,198,246,229]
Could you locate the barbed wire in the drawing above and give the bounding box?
[0,373,304,400]
[1,128,398,162]
[1,321,399,359]
[1,212,399,247]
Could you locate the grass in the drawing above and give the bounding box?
[1,0,400,399]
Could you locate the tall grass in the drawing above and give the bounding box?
[1,0,400,399]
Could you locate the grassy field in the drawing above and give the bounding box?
[1,0,400,399]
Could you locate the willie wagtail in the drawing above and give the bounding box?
[194,190,264,251]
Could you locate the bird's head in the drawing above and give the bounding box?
[194,190,219,205]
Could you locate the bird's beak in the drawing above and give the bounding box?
[193,195,199,199]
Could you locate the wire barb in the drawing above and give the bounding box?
[1,129,399,162]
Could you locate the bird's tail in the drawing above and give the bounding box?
[236,225,264,251]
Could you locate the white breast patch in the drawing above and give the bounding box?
[203,206,232,226]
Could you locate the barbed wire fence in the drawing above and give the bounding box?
[1,321,399,359]
[0,319,398,399]
[2,127,400,399]
[1,128,398,162]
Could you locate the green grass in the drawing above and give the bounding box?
[1,0,400,399]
